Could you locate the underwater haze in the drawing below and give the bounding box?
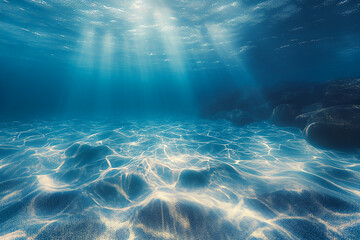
[1,0,360,239]
[1,0,360,116]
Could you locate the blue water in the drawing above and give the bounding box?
[1,0,360,239]
[0,118,359,239]
[1,0,360,116]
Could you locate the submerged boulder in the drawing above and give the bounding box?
[204,78,360,150]
[295,111,315,129]
[270,104,301,126]
[301,102,322,114]
[265,82,325,108]
[303,105,360,149]
[322,78,360,108]
[270,79,360,150]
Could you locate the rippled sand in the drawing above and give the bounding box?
[0,119,359,239]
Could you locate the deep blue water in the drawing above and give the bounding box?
[1,0,360,239]
[1,0,360,116]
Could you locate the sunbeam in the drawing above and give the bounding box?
[1,0,360,239]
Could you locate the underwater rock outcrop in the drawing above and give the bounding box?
[303,105,360,149]
[270,104,300,126]
[206,78,360,150]
[322,78,360,107]
[264,81,324,108]
[203,81,324,124]
[298,78,360,149]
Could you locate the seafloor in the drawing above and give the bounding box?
[0,118,359,239]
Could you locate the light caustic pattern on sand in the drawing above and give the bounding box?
[0,119,359,239]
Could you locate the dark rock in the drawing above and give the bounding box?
[214,109,256,127]
[322,78,360,108]
[304,105,360,149]
[270,104,301,126]
[202,81,325,125]
[295,111,315,129]
[301,102,322,114]
[265,81,325,108]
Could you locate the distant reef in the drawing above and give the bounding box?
[203,78,360,150]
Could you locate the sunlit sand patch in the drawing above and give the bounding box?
[37,175,70,192]
[0,119,359,239]
[0,230,26,240]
